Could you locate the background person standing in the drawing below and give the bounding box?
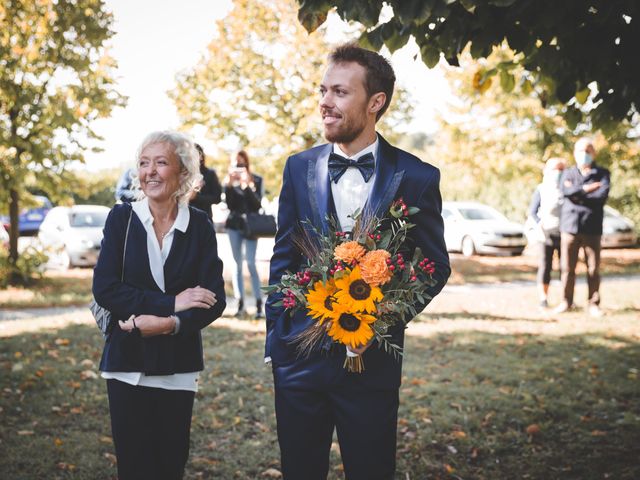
[528,157,565,308]
[223,150,264,319]
[189,143,222,220]
[555,138,610,316]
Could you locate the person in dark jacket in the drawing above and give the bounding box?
[115,167,138,203]
[189,143,222,220]
[223,150,264,318]
[555,137,610,316]
[93,131,226,479]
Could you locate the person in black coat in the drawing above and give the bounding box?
[555,137,610,316]
[93,131,226,479]
[223,150,264,318]
[189,143,222,220]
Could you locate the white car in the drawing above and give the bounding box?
[442,201,527,256]
[602,205,637,248]
[38,205,110,268]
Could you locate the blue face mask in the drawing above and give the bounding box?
[575,152,593,167]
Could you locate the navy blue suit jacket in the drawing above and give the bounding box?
[559,164,610,235]
[265,136,450,386]
[93,203,226,375]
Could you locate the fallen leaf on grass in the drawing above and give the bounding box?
[55,338,70,346]
[261,468,282,478]
[80,370,98,380]
[54,437,63,447]
[35,370,44,377]
[526,424,541,436]
[591,430,607,436]
[11,363,24,372]
[56,462,76,471]
[100,436,112,444]
[452,430,467,439]
[17,430,34,436]
[444,463,455,474]
[103,452,117,465]
[14,351,23,359]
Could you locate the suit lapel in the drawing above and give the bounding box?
[364,135,404,218]
[308,144,333,233]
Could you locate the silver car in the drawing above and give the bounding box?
[38,205,110,268]
[602,205,637,248]
[442,201,527,256]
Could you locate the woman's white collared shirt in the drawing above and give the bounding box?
[101,198,200,392]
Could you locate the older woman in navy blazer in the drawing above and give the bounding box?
[93,131,226,480]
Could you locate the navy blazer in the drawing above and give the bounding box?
[265,136,450,386]
[559,164,610,235]
[93,203,226,375]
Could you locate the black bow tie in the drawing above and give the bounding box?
[328,152,375,184]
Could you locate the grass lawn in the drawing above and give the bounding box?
[2,247,639,310]
[1,278,638,479]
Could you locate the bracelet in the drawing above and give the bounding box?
[132,317,137,329]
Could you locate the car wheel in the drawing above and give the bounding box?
[461,236,476,257]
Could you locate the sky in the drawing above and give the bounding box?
[83,0,451,172]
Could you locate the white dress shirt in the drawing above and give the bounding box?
[101,198,200,392]
[330,136,379,231]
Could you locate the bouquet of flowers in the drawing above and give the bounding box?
[265,198,437,372]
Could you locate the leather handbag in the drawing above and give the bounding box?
[242,211,276,238]
[89,208,133,338]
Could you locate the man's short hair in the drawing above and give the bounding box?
[328,43,396,121]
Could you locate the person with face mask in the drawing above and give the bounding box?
[555,138,610,316]
[528,157,566,308]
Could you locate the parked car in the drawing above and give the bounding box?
[1,195,53,236]
[38,205,110,268]
[602,205,638,248]
[442,201,527,256]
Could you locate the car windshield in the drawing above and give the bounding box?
[458,207,503,221]
[69,211,108,227]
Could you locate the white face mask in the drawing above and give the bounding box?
[575,151,593,167]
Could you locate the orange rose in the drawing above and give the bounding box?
[333,241,366,264]
[360,249,392,287]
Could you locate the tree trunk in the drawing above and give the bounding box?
[8,188,20,283]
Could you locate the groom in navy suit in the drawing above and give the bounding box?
[266,43,450,479]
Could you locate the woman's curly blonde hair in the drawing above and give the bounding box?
[131,131,203,205]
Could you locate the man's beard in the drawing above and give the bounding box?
[324,112,367,144]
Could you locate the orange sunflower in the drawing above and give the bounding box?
[305,279,337,323]
[334,265,382,313]
[326,305,376,349]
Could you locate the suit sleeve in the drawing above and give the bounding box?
[174,219,226,334]
[92,206,175,318]
[410,167,451,316]
[265,158,302,354]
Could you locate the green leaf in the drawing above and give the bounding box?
[499,70,515,93]
[420,44,441,68]
[521,78,533,95]
[575,87,590,105]
[297,2,329,33]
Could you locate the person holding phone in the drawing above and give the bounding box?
[223,150,264,318]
